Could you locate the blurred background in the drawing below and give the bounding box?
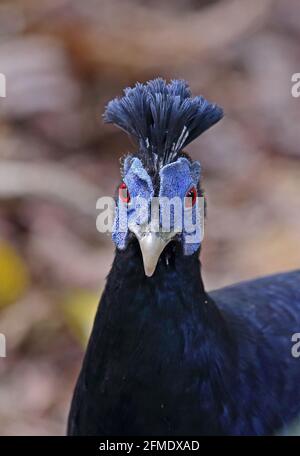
[0,0,299,435]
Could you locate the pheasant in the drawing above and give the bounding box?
[68,78,300,436]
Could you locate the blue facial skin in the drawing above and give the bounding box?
[112,157,154,249]
[112,156,203,255]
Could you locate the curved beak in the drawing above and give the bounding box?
[138,232,172,277]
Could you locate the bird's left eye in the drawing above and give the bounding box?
[119,182,130,203]
[185,186,197,208]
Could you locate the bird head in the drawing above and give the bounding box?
[104,78,223,277]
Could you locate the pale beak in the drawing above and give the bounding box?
[128,222,175,277]
[138,232,172,277]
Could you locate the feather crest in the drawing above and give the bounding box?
[104,78,223,166]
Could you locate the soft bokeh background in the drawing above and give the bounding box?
[0,0,299,435]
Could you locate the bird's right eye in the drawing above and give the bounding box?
[119,182,130,203]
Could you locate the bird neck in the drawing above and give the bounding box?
[74,240,238,436]
[104,239,236,374]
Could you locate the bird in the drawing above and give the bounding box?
[67,78,300,436]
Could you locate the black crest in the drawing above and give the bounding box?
[104,78,223,167]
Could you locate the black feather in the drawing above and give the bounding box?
[67,79,300,436]
[104,78,223,167]
[68,239,300,435]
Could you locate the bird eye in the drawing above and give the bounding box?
[185,186,197,208]
[119,182,130,203]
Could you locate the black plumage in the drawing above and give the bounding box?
[68,79,300,436]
